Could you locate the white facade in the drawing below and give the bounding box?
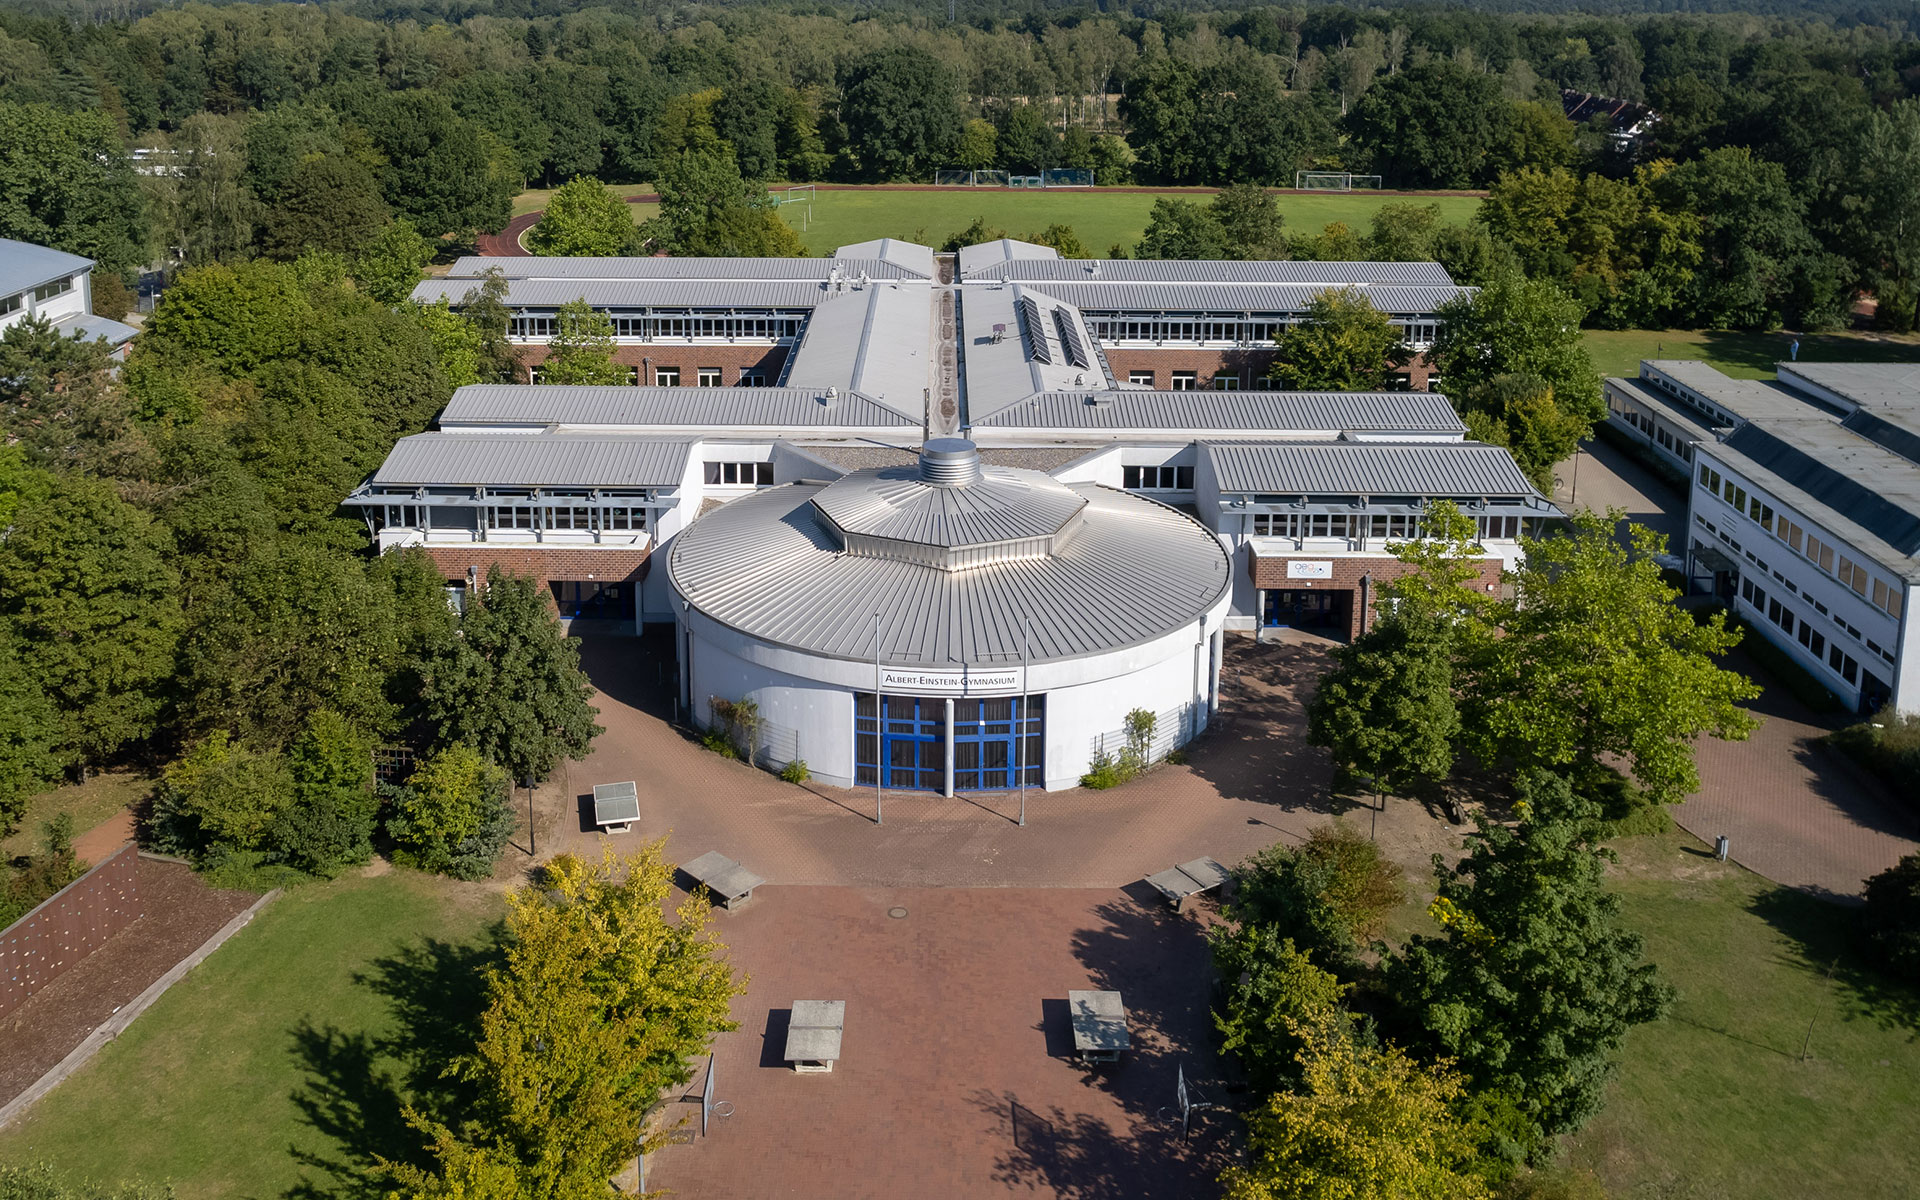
[0,239,138,358]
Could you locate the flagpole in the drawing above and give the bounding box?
[1019,615,1029,827]
[873,610,884,826]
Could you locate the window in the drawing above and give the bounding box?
[1774,516,1804,554]
[1477,516,1520,540]
[487,506,536,530]
[1748,498,1772,529]
[1836,555,1870,597]
[654,366,681,386]
[546,507,594,531]
[1740,578,1766,608]
[704,461,773,486]
[32,277,72,301]
[1169,371,1197,391]
[1254,376,1280,390]
[602,508,645,532]
[1306,513,1350,538]
[508,315,556,339]
[1768,599,1794,635]
[1804,533,1835,573]
[378,504,423,529]
[1212,374,1241,391]
[1724,481,1747,510]
[697,367,723,386]
[1127,369,1155,386]
[1123,465,1193,490]
[740,372,766,387]
[1797,622,1825,658]
[629,365,642,385]
[0,293,19,316]
[1368,514,1422,539]
[1829,644,1858,685]
[1699,465,1721,493]
[1871,578,1904,619]
[1254,513,1301,538]
[1424,374,1442,393]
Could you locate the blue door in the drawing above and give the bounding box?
[855,694,944,790]
[952,697,1044,791]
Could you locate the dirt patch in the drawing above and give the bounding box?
[0,858,259,1108]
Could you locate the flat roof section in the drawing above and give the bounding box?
[782,283,934,416]
[1715,421,1920,570]
[370,432,694,490]
[967,255,1456,287]
[0,239,92,296]
[1018,280,1467,316]
[1200,441,1547,499]
[438,384,915,431]
[410,278,833,310]
[974,389,1466,436]
[441,252,932,283]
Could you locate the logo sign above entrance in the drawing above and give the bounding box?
[881,668,1021,694]
[1286,561,1334,579]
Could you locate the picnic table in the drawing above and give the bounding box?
[1144,857,1230,913]
[1068,990,1128,1064]
[681,850,766,910]
[784,999,845,1073]
[591,781,639,833]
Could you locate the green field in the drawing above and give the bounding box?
[2,774,148,859]
[1584,328,1920,382]
[511,184,1484,256]
[0,870,503,1200]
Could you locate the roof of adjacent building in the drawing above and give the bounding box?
[1638,360,1823,422]
[367,432,693,490]
[1778,362,1920,431]
[832,239,938,279]
[960,284,1107,419]
[410,277,833,309]
[964,250,1456,287]
[51,311,137,347]
[975,389,1467,435]
[668,470,1230,667]
[1602,375,1721,438]
[1012,280,1465,315]
[781,282,933,415]
[440,250,930,282]
[437,384,915,430]
[0,239,91,296]
[1715,420,1920,569]
[956,238,1065,277]
[1200,441,1545,498]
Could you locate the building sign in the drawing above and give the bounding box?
[1287,561,1334,579]
[880,668,1022,694]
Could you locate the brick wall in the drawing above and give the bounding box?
[515,344,790,385]
[0,843,140,1021]
[1103,348,1437,391]
[1249,551,1501,640]
[420,546,652,586]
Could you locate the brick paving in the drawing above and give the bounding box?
[644,886,1237,1200]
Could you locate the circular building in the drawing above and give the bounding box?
[668,439,1232,793]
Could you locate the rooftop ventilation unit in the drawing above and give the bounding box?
[1054,309,1091,369]
[1017,296,1052,364]
[918,437,983,487]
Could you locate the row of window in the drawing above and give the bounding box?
[1085,316,1438,348]
[1123,465,1194,491]
[705,461,775,486]
[372,505,646,533]
[524,366,769,387]
[507,314,804,342]
[1703,462,1904,619]
[1124,368,1438,393]
[0,275,75,317]
[1249,513,1521,540]
[1742,578,1864,686]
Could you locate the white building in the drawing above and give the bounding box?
[0,239,137,358]
[1608,361,1918,713]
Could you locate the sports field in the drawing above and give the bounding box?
[511,184,1484,257]
[1584,328,1920,381]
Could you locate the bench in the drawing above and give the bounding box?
[591,781,639,834]
[784,1000,845,1073]
[1068,990,1128,1064]
[681,850,766,910]
[1144,857,1231,913]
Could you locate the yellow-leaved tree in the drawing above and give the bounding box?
[382,844,746,1199]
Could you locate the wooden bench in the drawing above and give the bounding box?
[1144,857,1231,913]
[681,851,766,910]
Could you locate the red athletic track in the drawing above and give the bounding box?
[474,185,1488,257]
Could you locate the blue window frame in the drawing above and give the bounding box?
[854,693,1046,791]
[854,694,944,790]
[952,697,1043,791]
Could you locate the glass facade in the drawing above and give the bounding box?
[854,693,1045,791]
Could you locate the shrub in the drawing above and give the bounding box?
[1862,853,1920,982]
[385,745,515,881]
[1297,822,1406,944]
[0,1162,173,1199]
[1,814,82,930]
[1081,708,1162,788]
[150,733,293,857]
[1079,748,1128,789]
[699,729,740,759]
[777,759,810,784]
[1826,713,1920,806]
[268,711,376,877]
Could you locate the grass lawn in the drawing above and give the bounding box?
[1584,328,1920,382]
[0,869,504,1200]
[2,773,150,860]
[1566,831,1920,1199]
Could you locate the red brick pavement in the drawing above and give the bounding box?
[644,886,1237,1200]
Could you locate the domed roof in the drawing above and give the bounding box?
[810,440,1087,571]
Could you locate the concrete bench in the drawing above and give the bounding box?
[1068,989,1128,1064]
[1144,856,1231,913]
[681,850,766,910]
[784,1000,845,1073]
[591,781,639,834]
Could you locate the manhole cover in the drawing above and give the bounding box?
[888,906,909,919]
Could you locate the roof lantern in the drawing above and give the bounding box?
[918,438,983,487]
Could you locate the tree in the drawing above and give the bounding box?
[641,149,803,258]
[1024,223,1088,258]
[996,104,1057,174]
[1840,101,1920,332]
[1430,266,1603,422]
[268,709,377,877]
[359,91,512,242]
[1454,373,1588,494]
[421,567,603,784]
[1221,1024,1491,1200]
[1345,62,1510,189]
[409,298,485,390]
[525,176,638,258]
[1123,59,1335,186]
[1134,199,1224,260]
[0,102,149,279]
[1862,853,1920,983]
[153,732,294,855]
[1471,514,1759,804]
[1367,203,1443,262]
[1275,287,1409,390]
[162,112,260,265]
[1385,771,1673,1153]
[457,268,521,383]
[1308,608,1459,797]
[1489,100,1577,176]
[392,847,744,1197]
[1224,824,1406,980]
[261,156,389,261]
[956,118,997,172]
[1211,932,1353,1094]
[0,626,61,836]
[0,473,181,767]
[384,743,515,880]
[539,298,626,386]
[1212,184,1288,261]
[940,217,1008,253]
[837,48,963,182]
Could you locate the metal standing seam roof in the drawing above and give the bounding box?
[1716,422,1920,565]
[440,255,929,282]
[975,391,1467,434]
[1603,376,1722,439]
[1017,281,1469,315]
[668,477,1232,667]
[833,239,938,278]
[967,258,1458,285]
[409,278,833,309]
[50,311,138,346]
[782,283,934,412]
[368,432,694,489]
[956,238,1063,277]
[811,465,1088,548]
[960,285,1107,421]
[437,384,915,430]
[1200,441,1542,497]
[0,239,92,296]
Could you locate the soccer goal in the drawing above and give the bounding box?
[1294,171,1384,191]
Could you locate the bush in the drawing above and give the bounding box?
[777,759,810,784]
[385,745,515,881]
[150,733,293,857]
[1081,708,1161,788]
[268,711,376,877]
[698,730,740,760]
[1,814,82,930]
[1825,713,1920,805]
[0,1162,173,1199]
[1862,853,1920,983]
[706,696,761,762]
[1079,749,1128,789]
[1226,821,1407,976]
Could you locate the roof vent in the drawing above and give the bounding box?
[1086,393,1114,407]
[919,437,982,487]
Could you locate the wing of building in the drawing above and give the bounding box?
[360,241,1555,792]
[1605,360,1919,714]
[0,238,138,358]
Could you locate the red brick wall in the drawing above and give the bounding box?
[0,843,140,1021]
[1249,551,1501,640]
[515,344,789,385]
[1104,348,1436,391]
[420,546,652,586]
